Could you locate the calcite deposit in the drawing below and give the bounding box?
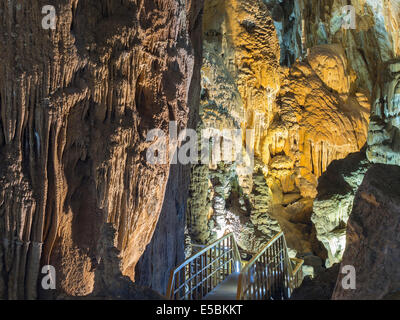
[0,0,203,299]
[187,0,283,253]
[273,43,370,200]
[193,0,400,299]
[188,0,373,261]
[1,0,400,301]
[184,1,400,288]
[367,59,400,165]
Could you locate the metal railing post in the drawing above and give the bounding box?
[236,231,304,300]
[167,233,242,300]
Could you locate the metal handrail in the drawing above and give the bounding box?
[166,233,241,300]
[290,258,304,276]
[236,231,304,300]
[289,257,304,290]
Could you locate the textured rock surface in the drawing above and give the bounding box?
[0,0,202,299]
[87,224,163,300]
[291,264,339,300]
[134,0,204,295]
[134,164,190,296]
[189,0,372,262]
[273,43,370,201]
[187,0,283,253]
[2,0,400,301]
[312,151,371,267]
[332,164,400,300]
[263,0,303,66]
[289,0,400,94]
[367,59,400,165]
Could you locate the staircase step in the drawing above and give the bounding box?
[203,273,240,300]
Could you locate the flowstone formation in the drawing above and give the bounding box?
[276,0,400,93]
[367,60,400,165]
[188,0,372,264]
[1,0,400,301]
[314,59,400,268]
[295,0,400,267]
[187,0,283,254]
[185,0,400,297]
[186,0,289,254]
[0,0,202,299]
[272,43,370,202]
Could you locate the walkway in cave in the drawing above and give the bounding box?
[203,273,240,300]
[167,232,304,300]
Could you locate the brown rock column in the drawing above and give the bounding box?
[135,0,204,294]
[0,0,202,299]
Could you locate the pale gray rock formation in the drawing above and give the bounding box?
[298,0,400,94]
[225,165,281,254]
[264,0,304,66]
[187,160,281,254]
[367,60,400,165]
[186,163,212,245]
[312,151,371,267]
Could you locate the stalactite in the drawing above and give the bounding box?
[0,0,202,298]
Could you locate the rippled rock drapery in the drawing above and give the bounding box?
[269,0,400,264]
[0,0,203,299]
[186,0,283,253]
[367,60,400,165]
[190,0,372,260]
[332,164,400,300]
[272,44,370,201]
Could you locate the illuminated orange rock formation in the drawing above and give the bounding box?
[1,0,400,301]
[272,44,370,199]
[189,0,283,252]
[191,0,371,259]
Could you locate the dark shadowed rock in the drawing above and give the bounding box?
[332,164,400,300]
[290,264,340,300]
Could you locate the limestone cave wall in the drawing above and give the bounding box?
[0,0,203,299]
[1,0,400,300]
[187,0,400,275]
